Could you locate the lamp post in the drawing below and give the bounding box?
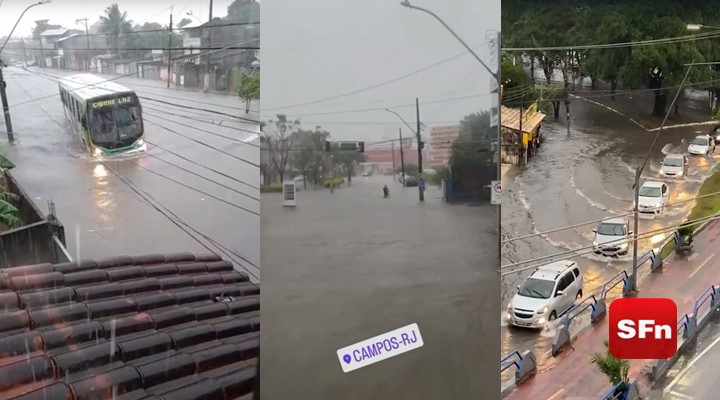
[385,108,423,201]
[0,0,51,143]
[401,0,502,254]
[686,24,720,31]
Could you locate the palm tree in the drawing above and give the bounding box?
[590,340,630,386]
[98,4,133,56]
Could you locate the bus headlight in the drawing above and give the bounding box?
[136,139,145,146]
[94,148,102,156]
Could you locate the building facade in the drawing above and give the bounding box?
[428,125,461,168]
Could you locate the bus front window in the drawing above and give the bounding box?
[88,98,143,147]
[116,106,142,140]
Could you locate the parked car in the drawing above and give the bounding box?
[710,126,720,143]
[506,260,583,329]
[593,217,631,256]
[688,135,715,155]
[404,175,418,187]
[636,181,669,218]
[660,154,688,178]
[14,62,22,68]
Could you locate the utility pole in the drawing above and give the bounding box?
[77,18,90,72]
[20,38,27,67]
[399,128,406,184]
[415,97,424,201]
[391,141,396,181]
[0,66,14,142]
[495,32,502,261]
[205,0,214,91]
[166,9,173,88]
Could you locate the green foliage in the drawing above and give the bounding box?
[228,0,260,23]
[451,111,494,166]
[503,1,720,115]
[323,177,345,188]
[238,69,260,113]
[98,4,134,52]
[397,164,419,176]
[32,20,61,40]
[589,340,629,386]
[260,183,283,193]
[291,128,329,185]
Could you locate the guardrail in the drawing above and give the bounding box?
[600,380,640,400]
[651,283,720,381]
[501,232,676,397]
[500,350,537,390]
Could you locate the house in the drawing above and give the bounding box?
[39,28,82,68]
[0,252,259,399]
[500,104,546,166]
[55,33,108,71]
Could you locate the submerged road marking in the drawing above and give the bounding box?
[665,390,695,400]
[688,254,714,279]
[546,388,565,400]
[663,331,720,394]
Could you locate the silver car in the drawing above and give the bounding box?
[660,154,688,178]
[593,217,631,256]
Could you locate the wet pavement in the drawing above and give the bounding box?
[501,84,720,376]
[505,219,720,400]
[261,175,498,400]
[0,66,259,280]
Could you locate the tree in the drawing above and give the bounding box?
[290,129,326,189]
[228,0,260,23]
[451,111,494,166]
[332,148,366,185]
[238,69,260,113]
[589,340,629,386]
[397,163,419,176]
[262,114,299,184]
[98,4,133,56]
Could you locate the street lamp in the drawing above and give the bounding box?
[0,0,51,55]
[401,0,502,255]
[385,107,424,201]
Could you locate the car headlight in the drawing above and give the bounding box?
[660,169,665,175]
[93,148,102,156]
[677,170,683,176]
[537,306,548,314]
[136,139,145,146]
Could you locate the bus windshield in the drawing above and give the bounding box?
[88,94,142,147]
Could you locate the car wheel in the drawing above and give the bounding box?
[548,311,557,321]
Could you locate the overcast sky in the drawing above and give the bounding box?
[261,0,500,143]
[0,0,235,38]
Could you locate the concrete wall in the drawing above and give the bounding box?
[0,170,68,267]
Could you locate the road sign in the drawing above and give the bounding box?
[338,142,358,151]
[282,181,297,207]
[491,180,501,205]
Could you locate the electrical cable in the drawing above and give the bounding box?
[145,141,258,190]
[503,30,720,51]
[141,96,258,124]
[142,105,259,137]
[501,211,720,274]
[142,116,259,168]
[129,160,259,215]
[263,40,490,112]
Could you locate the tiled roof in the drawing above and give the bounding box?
[0,253,259,400]
[501,105,546,133]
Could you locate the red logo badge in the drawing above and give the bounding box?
[609,298,677,359]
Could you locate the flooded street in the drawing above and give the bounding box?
[501,83,720,368]
[262,176,498,400]
[0,67,260,279]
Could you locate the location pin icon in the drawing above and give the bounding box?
[343,354,351,364]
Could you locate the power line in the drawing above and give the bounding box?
[503,185,720,244]
[263,41,489,112]
[129,159,259,216]
[501,212,719,277]
[145,141,259,191]
[143,105,259,137]
[142,116,259,168]
[18,45,259,51]
[141,96,258,124]
[503,30,720,52]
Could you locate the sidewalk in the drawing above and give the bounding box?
[504,220,720,400]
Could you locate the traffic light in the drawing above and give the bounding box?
[358,141,365,153]
[325,141,331,152]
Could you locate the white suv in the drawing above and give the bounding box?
[507,261,583,329]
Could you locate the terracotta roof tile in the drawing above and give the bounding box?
[0,253,259,399]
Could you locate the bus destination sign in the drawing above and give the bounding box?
[92,96,134,109]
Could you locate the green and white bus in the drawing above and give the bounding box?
[58,74,145,157]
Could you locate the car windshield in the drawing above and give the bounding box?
[692,137,708,146]
[597,223,627,236]
[518,277,555,299]
[639,186,662,197]
[663,157,683,167]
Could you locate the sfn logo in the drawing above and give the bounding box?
[609,298,677,359]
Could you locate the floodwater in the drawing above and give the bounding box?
[501,80,720,370]
[261,175,499,400]
[0,67,260,279]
